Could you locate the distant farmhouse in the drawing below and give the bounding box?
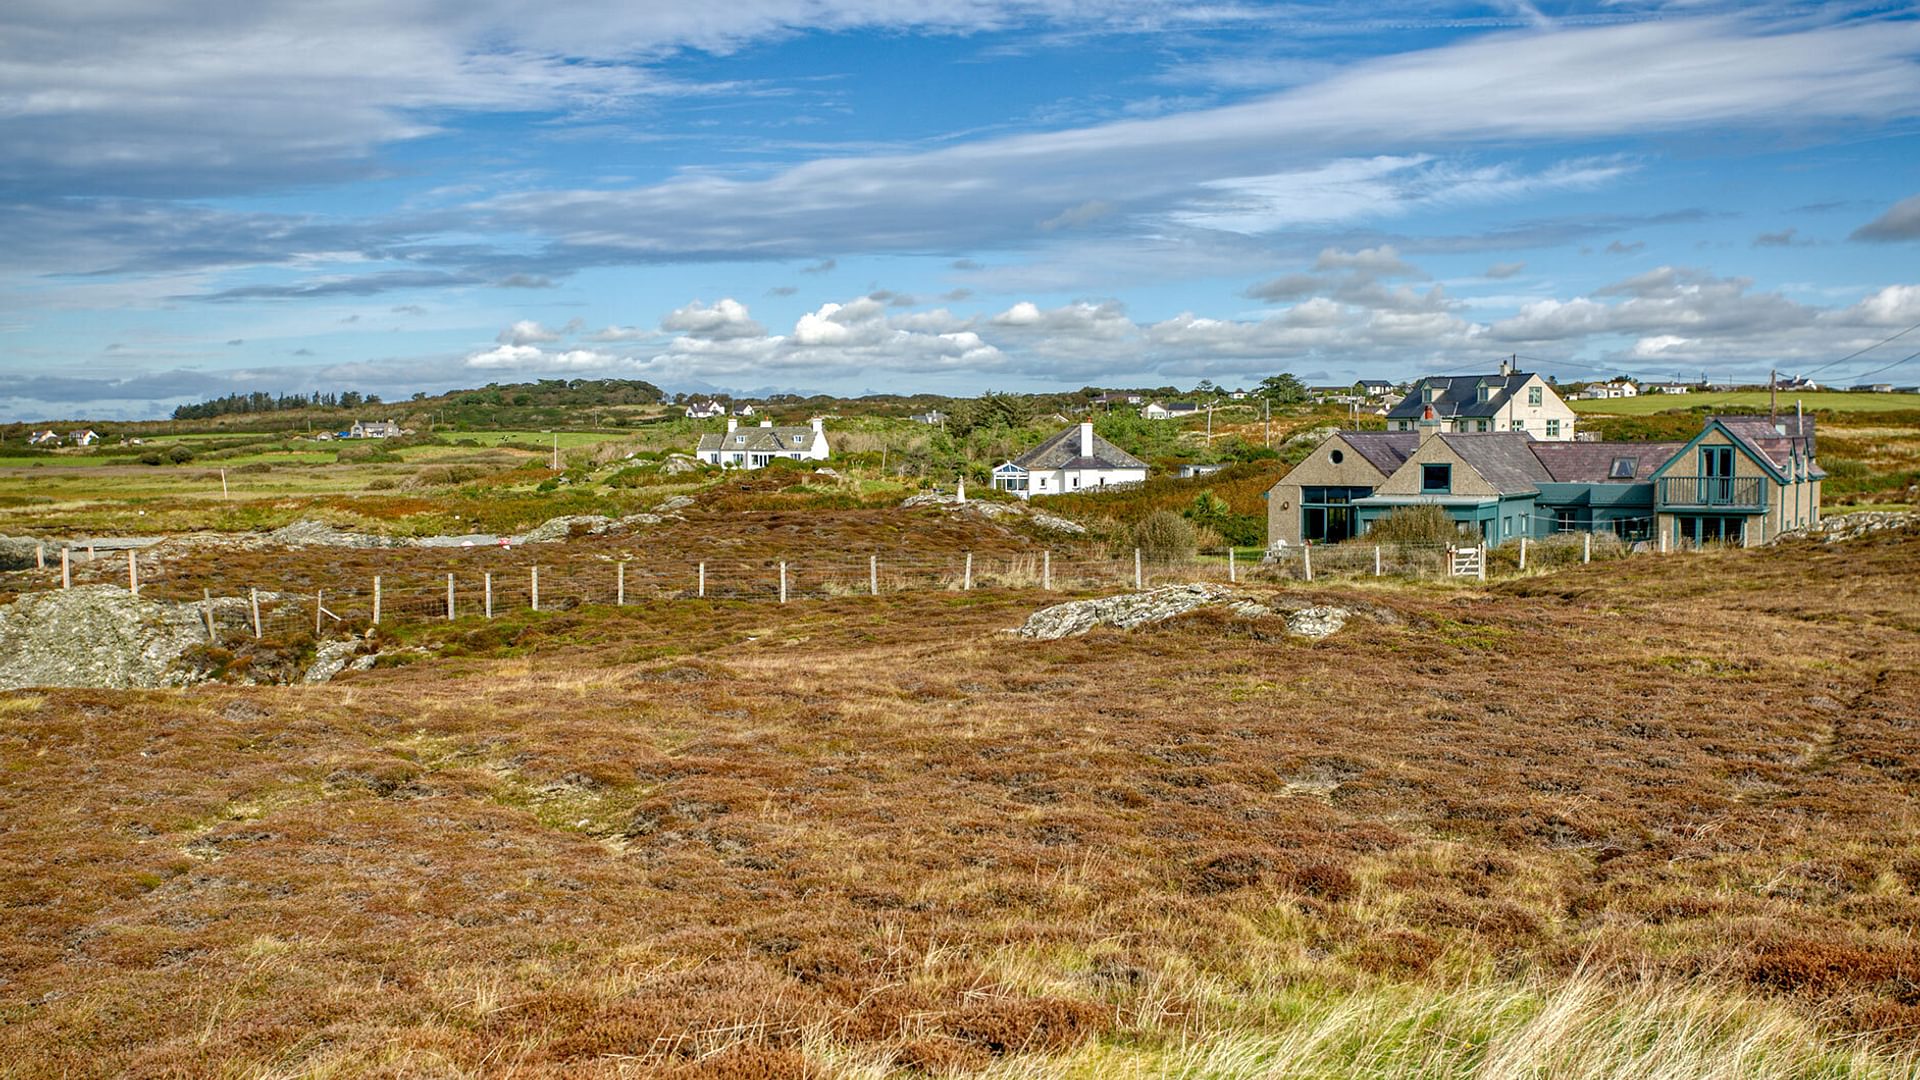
[1579,378,1639,400]
[1140,401,1200,420]
[27,430,60,446]
[1647,382,1695,395]
[1384,363,1577,441]
[348,420,402,439]
[695,417,830,470]
[685,400,727,419]
[1091,391,1143,407]
[68,429,98,446]
[993,421,1148,499]
[909,409,948,425]
[1269,411,1822,550]
[732,403,757,417]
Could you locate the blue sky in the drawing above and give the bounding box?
[4,0,1920,420]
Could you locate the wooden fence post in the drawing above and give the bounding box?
[964,551,973,590]
[698,562,706,598]
[202,589,216,643]
[35,543,44,570]
[446,573,455,620]
[1228,547,1236,584]
[779,561,788,604]
[531,566,540,611]
[1042,550,1052,591]
[1519,536,1528,571]
[1478,546,1487,582]
[61,547,70,590]
[869,554,878,596]
[314,590,324,635]
[1374,544,1382,577]
[1583,533,1591,564]
[1303,543,1313,582]
[250,588,262,639]
[617,563,625,607]
[372,575,382,624]
[484,573,493,619]
[1134,548,1143,590]
[128,550,139,596]
[86,543,94,562]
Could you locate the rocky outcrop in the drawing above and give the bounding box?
[902,489,1088,535]
[1011,586,1372,641]
[517,515,618,543]
[264,520,405,548]
[0,585,244,689]
[1012,585,1233,639]
[0,536,52,572]
[1776,511,1919,544]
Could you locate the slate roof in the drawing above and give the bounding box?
[1714,415,1824,478]
[1337,431,1420,476]
[1436,432,1553,494]
[1529,441,1685,483]
[696,426,821,454]
[1010,425,1147,471]
[1385,373,1536,421]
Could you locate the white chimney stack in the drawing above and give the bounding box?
[726,417,737,433]
[811,417,824,436]
[1079,420,1094,457]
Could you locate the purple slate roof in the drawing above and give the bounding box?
[1435,431,1553,493]
[1011,425,1148,471]
[1338,431,1421,476]
[1715,415,1820,475]
[1530,441,1685,483]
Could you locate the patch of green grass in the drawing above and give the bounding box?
[1572,392,1920,416]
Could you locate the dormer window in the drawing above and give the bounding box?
[1422,384,1436,404]
[1477,384,1490,403]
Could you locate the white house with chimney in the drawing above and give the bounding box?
[694,417,830,469]
[992,421,1148,498]
[685,400,727,419]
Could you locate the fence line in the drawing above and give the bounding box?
[2,531,1687,638]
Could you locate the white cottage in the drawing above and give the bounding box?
[992,421,1148,499]
[695,417,830,469]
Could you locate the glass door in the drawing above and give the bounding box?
[1701,446,1734,504]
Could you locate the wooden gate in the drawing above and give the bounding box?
[1449,545,1485,580]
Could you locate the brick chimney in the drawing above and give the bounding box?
[1079,420,1094,458]
[1418,404,1441,445]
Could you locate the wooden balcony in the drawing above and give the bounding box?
[1657,476,1766,510]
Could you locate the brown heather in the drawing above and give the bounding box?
[2,523,1920,1076]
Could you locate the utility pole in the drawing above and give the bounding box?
[1769,368,1778,424]
[551,433,560,471]
[1263,398,1271,448]
[1205,404,1213,444]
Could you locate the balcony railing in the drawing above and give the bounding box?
[1657,475,1766,510]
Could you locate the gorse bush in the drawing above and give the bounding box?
[1358,504,1480,546]
[1133,509,1197,561]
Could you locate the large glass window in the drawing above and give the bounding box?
[1301,486,1371,543]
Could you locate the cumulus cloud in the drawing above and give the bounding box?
[466,343,621,370]
[660,298,765,340]
[1851,194,1920,241]
[496,319,564,345]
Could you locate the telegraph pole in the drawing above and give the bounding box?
[1769,368,1778,423]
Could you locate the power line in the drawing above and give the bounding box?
[1799,319,1920,377]
[1848,348,1920,382]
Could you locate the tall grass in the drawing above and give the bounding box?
[912,976,1917,1079]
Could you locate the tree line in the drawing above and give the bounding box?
[171,390,382,420]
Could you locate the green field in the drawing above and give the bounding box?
[1572,391,1920,415]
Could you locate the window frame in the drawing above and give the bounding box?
[1420,463,1452,494]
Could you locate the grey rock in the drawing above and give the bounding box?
[655,495,696,512]
[1776,511,1919,544]
[1284,605,1350,640]
[0,585,247,690]
[517,515,616,544]
[660,456,699,475]
[265,520,403,548]
[302,639,369,684]
[1011,585,1236,639]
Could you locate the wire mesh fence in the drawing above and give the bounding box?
[2,526,1653,636]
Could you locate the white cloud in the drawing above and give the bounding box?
[659,297,765,340]
[496,319,563,345]
[466,343,621,369]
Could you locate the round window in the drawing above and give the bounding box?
[1329,449,1344,464]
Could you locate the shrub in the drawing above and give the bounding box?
[165,444,195,464]
[1361,504,1480,546]
[138,450,164,466]
[1133,510,1197,561]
